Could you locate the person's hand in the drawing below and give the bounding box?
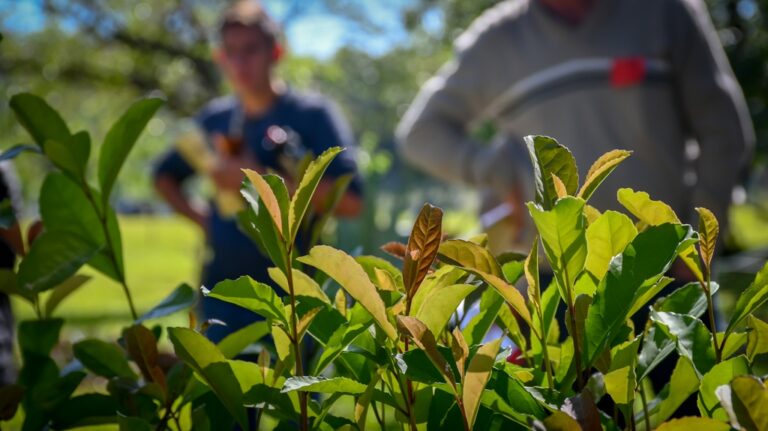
[210,135,261,192]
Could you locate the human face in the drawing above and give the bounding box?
[219,25,275,95]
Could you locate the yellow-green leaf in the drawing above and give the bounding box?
[617,188,680,226]
[268,267,329,303]
[298,245,397,341]
[287,147,342,244]
[604,366,635,405]
[415,283,476,336]
[438,239,502,277]
[695,207,719,272]
[243,169,284,237]
[655,417,730,431]
[746,315,768,361]
[728,376,768,431]
[552,173,568,199]
[462,337,502,429]
[525,237,541,307]
[578,149,632,201]
[451,327,469,377]
[585,211,637,280]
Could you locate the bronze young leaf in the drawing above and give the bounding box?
[403,203,443,300]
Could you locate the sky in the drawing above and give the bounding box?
[0,0,444,60]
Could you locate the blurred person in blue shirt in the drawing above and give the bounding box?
[153,0,363,343]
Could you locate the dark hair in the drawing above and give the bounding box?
[218,0,280,46]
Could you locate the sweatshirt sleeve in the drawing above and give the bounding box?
[396,9,522,195]
[669,0,755,225]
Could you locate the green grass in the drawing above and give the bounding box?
[12,215,204,338]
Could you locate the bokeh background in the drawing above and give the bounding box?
[1,0,768,334]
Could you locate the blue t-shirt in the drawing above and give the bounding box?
[154,90,361,341]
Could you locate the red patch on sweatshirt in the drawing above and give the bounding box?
[610,57,647,87]
[506,347,525,366]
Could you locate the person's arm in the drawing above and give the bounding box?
[152,150,206,229]
[304,101,364,218]
[669,0,755,226]
[396,9,521,195]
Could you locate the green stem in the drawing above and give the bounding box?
[536,313,555,388]
[700,273,721,363]
[559,266,584,389]
[639,380,651,431]
[82,184,138,320]
[284,247,308,431]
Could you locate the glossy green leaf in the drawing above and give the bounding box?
[577,149,632,201]
[727,261,768,336]
[527,197,587,297]
[98,98,163,203]
[9,93,71,148]
[603,366,635,405]
[207,276,286,324]
[137,282,195,323]
[525,135,579,209]
[697,355,749,419]
[239,177,288,270]
[44,131,90,182]
[617,188,680,226]
[655,281,719,319]
[585,223,694,366]
[44,274,91,317]
[287,146,342,244]
[641,356,699,427]
[281,376,367,394]
[462,287,504,346]
[73,339,136,379]
[695,207,719,271]
[168,327,247,428]
[17,230,100,293]
[653,311,716,377]
[217,321,271,359]
[268,267,329,303]
[415,283,476,336]
[462,337,502,429]
[242,170,287,238]
[298,245,397,341]
[745,315,768,361]
[584,210,636,280]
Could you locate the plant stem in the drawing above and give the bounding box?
[456,397,471,431]
[284,249,308,431]
[560,267,584,389]
[639,380,651,431]
[82,184,138,320]
[700,274,721,363]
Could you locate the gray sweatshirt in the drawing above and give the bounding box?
[397,0,754,228]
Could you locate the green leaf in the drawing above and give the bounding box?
[438,238,532,327]
[118,416,152,431]
[655,281,720,319]
[9,93,70,148]
[415,283,476,336]
[655,417,730,431]
[281,376,367,394]
[98,98,163,203]
[287,146,342,244]
[0,144,41,162]
[167,327,247,429]
[617,188,680,226]
[525,237,541,307]
[641,356,699,427]
[438,239,502,277]
[695,207,719,272]
[17,230,100,292]
[298,245,397,341]
[525,135,579,210]
[49,394,119,429]
[585,223,695,366]
[44,131,90,182]
[17,318,63,356]
[462,287,504,346]
[207,276,287,324]
[73,339,136,379]
[527,197,587,298]
[584,210,637,280]
[239,176,289,270]
[44,275,91,318]
[403,203,443,296]
[462,337,502,429]
[268,267,329,303]
[603,366,635,405]
[726,375,768,431]
[217,321,270,359]
[242,170,287,238]
[397,316,456,387]
[746,315,768,360]
[697,355,749,419]
[652,311,716,377]
[577,149,632,201]
[727,261,768,336]
[137,282,196,323]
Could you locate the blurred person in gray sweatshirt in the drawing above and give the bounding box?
[397,0,754,253]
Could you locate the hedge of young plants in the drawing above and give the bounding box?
[1,94,768,431]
